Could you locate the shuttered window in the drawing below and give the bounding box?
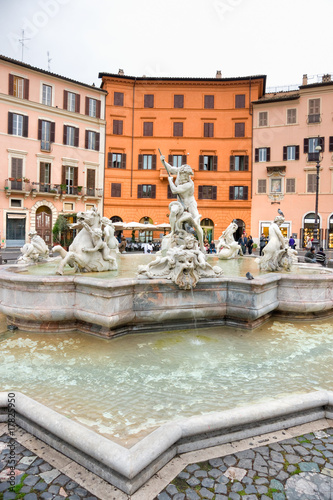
[9,75,29,99]
[39,162,51,192]
[168,155,187,167]
[84,97,100,118]
[173,122,183,137]
[85,130,99,150]
[111,183,121,197]
[38,120,55,151]
[138,154,156,170]
[11,158,23,190]
[283,145,299,161]
[199,155,217,171]
[258,112,268,127]
[286,178,296,193]
[255,147,270,162]
[307,173,317,193]
[204,123,214,137]
[8,113,28,137]
[204,95,214,109]
[287,108,297,124]
[235,122,245,137]
[63,126,79,147]
[107,153,126,169]
[137,184,156,198]
[308,99,320,123]
[87,169,96,196]
[113,120,123,135]
[174,95,184,108]
[144,94,154,108]
[230,155,249,171]
[258,179,266,193]
[198,185,217,199]
[114,92,124,106]
[329,137,333,152]
[143,122,153,136]
[64,91,80,113]
[229,186,248,200]
[235,94,245,108]
[167,185,177,199]
[62,165,78,194]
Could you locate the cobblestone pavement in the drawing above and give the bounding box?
[154,427,333,500]
[0,433,101,500]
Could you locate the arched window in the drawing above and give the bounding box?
[139,216,153,242]
[110,216,123,223]
[200,218,214,243]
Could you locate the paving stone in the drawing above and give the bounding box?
[208,468,223,478]
[23,494,38,500]
[209,457,223,467]
[40,493,54,500]
[257,485,269,494]
[66,480,79,490]
[54,497,71,500]
[157,492,171,500]
[235,449,255,459]
[287,465,297,473]
[284,453,301,464]
[0,481,11,492]
[166,484,179,496]
[314,444,326,450]
[254,454,268,467]
[214,483,227,494]
[276,470,289,482]
[269,460,283,470]
[261,496,272,500]
[48,484,60,494]
[243,476,253,484]
[302,442,314,449]
[216,475,229,484]
[54,473,71,486]
[19,455,37,465]
[270,479,284,491]
[23,475,40,486]
[238,458,253,469]
[228,493,240,500]
[74,486,89,496]
[186,464,200,473]
[174,494,185,500]
[253,446,270,456]
[178,471,190,479]
[184,488,200,500]
[322,450,333,458]
[223,455,237,467]
[245,484,257,494]
[214,495,228,500]
[272,493,285,500]
[16,463,29,470]
[279,438,299,445]
[39,462,53,472]
[3,493,16,500]
[26,465,40,474]
[285,471,333,500]
[231,481,243,492]
[299,462,320,472]
[34,480,48,491]
[270,443,284,452]
[312,456,325,464]
[193,469,207,478]
[282,444,294,454]
[199,487,214,499]
[255,477,269,485]
[242,495,257,500]
[311,449,324,457]
[68,496,80,500]
[270,450,284,463]
[247,470,256,478]
[186,477,200,487]
[201,477,214,488]
[20,486,33,493]
[39,468,60,484]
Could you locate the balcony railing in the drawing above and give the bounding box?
[5,178,31,191]
[307,152,320,162]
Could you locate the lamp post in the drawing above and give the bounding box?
[312,145,322,249]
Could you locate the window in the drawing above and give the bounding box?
[10,158,23,190]
[85,130,100,151]
[42,84,52,106]
[10,199,23,208]
[204,95,214,109]
[174,95,184,108]
[138,154,156,170]
[38,120,55,152]
[137,184,156,198]
[286,178,296,193]
[9,74,29,99]
[307,173,317,193]
[8,113,28,137]
[258,179,267,193]
[270,178,282,193]
[167,185,177,199]
[229,186,248,200]
[168,155,187,167]
[304,137,324,161]
[230,155,249,171]
[235,94,245,108]
[173,122,183,137]
[204,123,214,137]
[87,169,96,196]
[62,165,78,194]
[63,202,74,211]
[107,152,126,169]
[111,183,121,197]
[255,147,270,162]
[287,108,297,124]
[40,162,51,192]
[63,126,79,147]
[235,122,245,137]
[199,155,217,171]
[198,185,217,199]
[85,97,101,118]
[283,145,299,161]
[63,90,80,113]
[113,120,123,135]
[258,111,268,127]
[114,92,124,106]
[143,122,153,136]
[329,137,333,152]
[144,94,154,108]
[308,98,320,123]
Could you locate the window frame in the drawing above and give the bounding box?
[258,111,268,127]
[287,108,297,124]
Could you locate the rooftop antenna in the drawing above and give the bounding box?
[18,29,30,62]
[47,51,52,71]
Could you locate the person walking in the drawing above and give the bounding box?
[247,235,254,255]
[238,234,247,255]
[259,233,267,256]
[289,236,296,249]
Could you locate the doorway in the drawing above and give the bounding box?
[36,206,52,246]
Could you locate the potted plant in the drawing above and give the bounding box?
[9,177,15,181]
[16,178,22,182]
[77,186,83,195]
[60,184,67,194]
[23,177,30,183]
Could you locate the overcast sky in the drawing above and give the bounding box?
[0,0,332,90]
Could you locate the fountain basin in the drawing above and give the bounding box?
[0,264,332,335]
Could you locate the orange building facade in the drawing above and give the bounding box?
[99,72,266,242]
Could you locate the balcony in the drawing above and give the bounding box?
[307,152,320,162]
[4,180,103,200]
[4,178,31,197]
[307,114,321,124]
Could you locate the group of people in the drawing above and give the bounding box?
[304,246,327,266]
[204,241,217,254]
[238,234,254,255]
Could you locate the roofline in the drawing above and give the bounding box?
[252,94,300,105]
[299,80,333,90]
[99,72,266,86]
[0,54,107,93]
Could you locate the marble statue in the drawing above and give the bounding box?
[17,230,49,264]
[138,154,222,289]
[216,221,241,259]
[52,208,118,275]
[257,212,293,272]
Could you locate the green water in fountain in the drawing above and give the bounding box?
[19,253,324,278]
[1,317,333,446]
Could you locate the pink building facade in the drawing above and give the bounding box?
[0,55,106,248]
[252,75,333,249]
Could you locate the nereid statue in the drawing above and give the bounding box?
[257,212,294,272]
[17,230,49,264]
[138,154,222,289]
[52,208,118,275]
[216,220,241,260]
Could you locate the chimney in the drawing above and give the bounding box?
[216,70,222,79]
[118,69,124,75]
[302,74,308,85]
[322,73,331,83]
